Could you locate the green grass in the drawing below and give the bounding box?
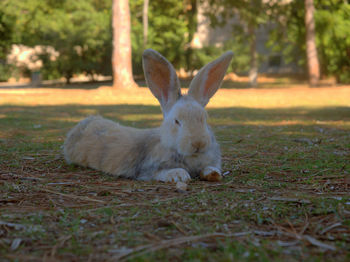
[0,98,349,261]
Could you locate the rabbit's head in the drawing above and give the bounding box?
[142,49,233,156]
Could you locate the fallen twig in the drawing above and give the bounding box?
[310,169,331,177]
[50,235,71,258]
[270,222,336,251]
[5,254,45,262]
[46,182,79,186]
[319,222,342,235]
[277,240,300,247]
[41,188,105,203]
[0,221,26,230]
[170,220,188,235]
[86,196,186,212]
[110,232,250,261]
[10,238,22,251]
[303,235,336,251]
[268,197,311,204]
[253,230,278,237]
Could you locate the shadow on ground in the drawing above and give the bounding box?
[1,104,349,160]
[1,104,349,131]
[0,76,313,90]
[0,104,349,261]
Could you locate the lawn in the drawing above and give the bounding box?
[0,81,349,261]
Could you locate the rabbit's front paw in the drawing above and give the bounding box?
[154,168,191,183]
[200,166,222,182]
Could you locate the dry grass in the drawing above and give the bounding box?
[0,81,349,261]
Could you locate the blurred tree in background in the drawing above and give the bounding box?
[0,0,349,84]
[130,0,189,75]
[112,0,138,88]
[305,0,320,86]
[0,8,15,81]
[270,0,350,84]
[202,0,276,86]
[316,0,350,83]
[1,0,112,83]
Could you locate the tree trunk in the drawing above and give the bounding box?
[143,0,149,49]
[186,0,197,73]
[65,71,72,84]
[305,0,320,86]
[248,24,258,87]
[112,0,138,88]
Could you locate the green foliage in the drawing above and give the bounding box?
[2,0,193,81]
[191,39,250,74]
[130,0,189,74]
[0,9,14,60]
[202,0,276,77]
[204,0,271,27]
[1,0,348,83]
[36,53,62,81]
[1,0,112,82]
[149,0,188,64]
[269,0,350,83]
[0,6,17,82]
[130,0,145,75]
[267,1,306,67]
[316,1,350,83]
[0,63,13,82]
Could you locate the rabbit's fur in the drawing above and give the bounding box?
[63,49,233,182]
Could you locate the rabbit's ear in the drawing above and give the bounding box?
[143,49,181,115]
[188,51,233,107]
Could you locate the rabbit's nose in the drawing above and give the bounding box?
[192,141,206,152]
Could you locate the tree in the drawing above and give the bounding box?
[185,0,198,73]
[0,8,15,81]
[143,0,149,49]
[270,0,350,84]
[112,0,138,88]
[305,0,320,86]
[0,10,13,60]
[316,0,350,83]
[247,21,258,87]
[1,0,113,83]
[202,0,273,87]
[130,0,188,74]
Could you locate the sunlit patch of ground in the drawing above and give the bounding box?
[0,81,349,261]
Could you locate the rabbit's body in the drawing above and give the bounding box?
[64,49,233,182]
[64,98,221,181]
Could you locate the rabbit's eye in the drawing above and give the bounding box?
[174,119,181,126]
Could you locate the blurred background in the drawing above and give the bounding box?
[0,0,349,87]
[1,3,350,260]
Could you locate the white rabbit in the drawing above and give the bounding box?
[63,49,233,183]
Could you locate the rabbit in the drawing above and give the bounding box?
[63,49,233,183]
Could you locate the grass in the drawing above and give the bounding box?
[0,81,349,261]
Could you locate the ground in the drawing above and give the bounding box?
[0,79,349,261]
